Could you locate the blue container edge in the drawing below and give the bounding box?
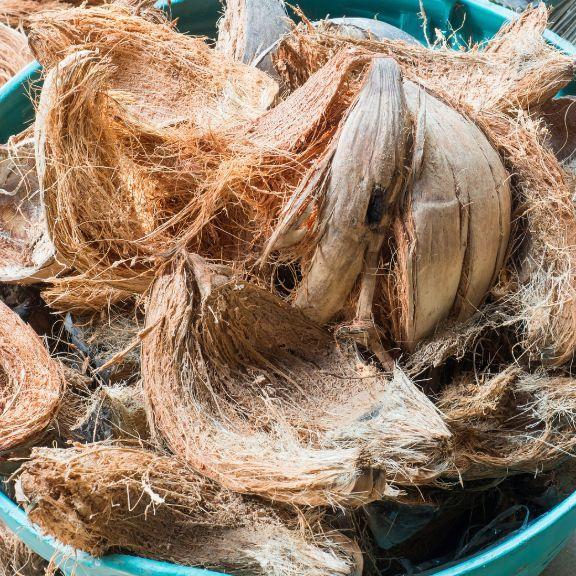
[0,0,575,574]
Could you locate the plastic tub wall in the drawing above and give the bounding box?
[0,0,575,575]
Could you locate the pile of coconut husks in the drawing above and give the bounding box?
[2,0,576,574]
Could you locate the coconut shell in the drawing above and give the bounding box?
[0,133,58,283]
[0,300,64,453]
[142,253,451,507]
[389,82,511,349]
[291,57,410,325]
[19,445,362,576]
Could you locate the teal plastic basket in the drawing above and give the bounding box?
[0,1,575,575]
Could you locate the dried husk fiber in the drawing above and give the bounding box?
[0,300,64,453]
[439,366,576,480]
[142,252,451,507]
[0,131,57,283]
[0,521,46,576]
[29,5,278,293]
[269,6,576,365]
[19,444,363,576]
[0,22,31,86]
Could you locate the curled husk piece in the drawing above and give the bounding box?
[0,22,32,86]
[439,367,576,480]
[30,5,278,292]
[0,131,57,283]
[19,445,362,576]
[0,522,46,576]
[142,253,451,507]
[217,0,292,77]
[0,300,64,453]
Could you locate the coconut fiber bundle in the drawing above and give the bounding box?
[142,252,451,507]
[438,366,576,480]
[0,23,31,86]
[0,129,57,282]
[18,444,363,576]
[0,521,46,576]
[0,300,64,453]
[264,6,576,366]
[28,4,278,293]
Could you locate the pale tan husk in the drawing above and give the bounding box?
[142,253,451,507]
[19,444,362,576]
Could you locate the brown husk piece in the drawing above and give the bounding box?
[439,366,576,480]
[0,130,58,283]
[29,5,278,293]
[270,6,576,365]
[0,521,47,576]
[0,22,31,86]
[142,253,451,507]
[0,300,64,454]
[19,444,362,575]
[216,0,292,77]
[0,0,70,29]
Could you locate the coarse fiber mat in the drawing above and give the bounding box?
[0,0,575,575]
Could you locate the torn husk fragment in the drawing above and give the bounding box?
[0,131,58,283]
[19,445,362,576]
[0,22,31,86]
[62,306,142,383]
[0,300,64,454]
[0,521,46,576]
[439,367,576,480]
[217,0,292,77]
[142,253,451,507]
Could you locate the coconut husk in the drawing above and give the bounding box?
[18,444,362,576]
[269,6,576,365]
[216,0,292,77]
[0,130,58,283]
[438,366,576,480]
[28,5,278,294]
[0,522,47,576]
[0,300,64,454]
[0,0,70,29]
[142,252,451,507]
[0,22,31,86]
